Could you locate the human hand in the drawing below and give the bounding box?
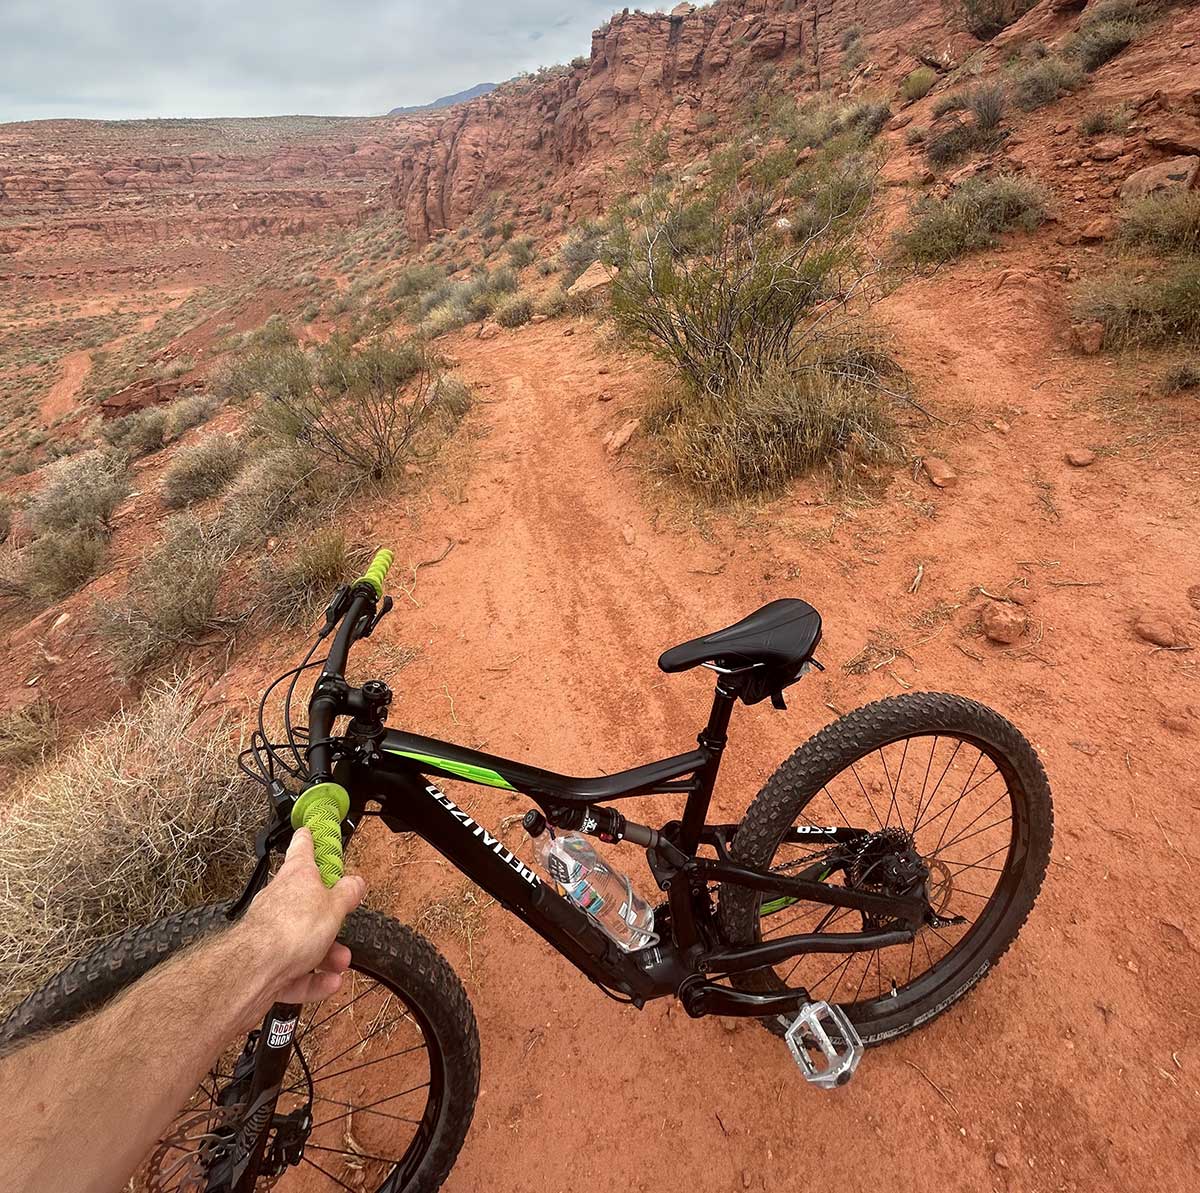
[240,828,367,1005]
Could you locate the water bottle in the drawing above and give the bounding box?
[537,834,658,951]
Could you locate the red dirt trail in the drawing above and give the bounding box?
[213,264,1198,1193]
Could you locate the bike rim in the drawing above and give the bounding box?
[139,960,446,1192]
[754,731,1028,1020]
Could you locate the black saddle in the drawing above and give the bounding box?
[658,599,822,706]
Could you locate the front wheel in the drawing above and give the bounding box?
[718,692,1053,1044]
[0,905,480,1192]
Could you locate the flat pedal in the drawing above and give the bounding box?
[784,1001,864,1090]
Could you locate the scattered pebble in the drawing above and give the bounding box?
[982,601,1027,645]
[1132,613,1186,648]
[607,417,640,455]
[1065,448,1097,468]
[922,456,957,488]
[994,1152,1010,1170]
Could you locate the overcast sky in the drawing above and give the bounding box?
[0,1,634,124]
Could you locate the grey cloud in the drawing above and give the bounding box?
[0,0,629,123]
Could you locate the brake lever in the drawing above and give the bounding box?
[359,594,394,639]
[226,781,296,921]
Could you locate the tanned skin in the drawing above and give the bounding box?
[2,828,366,1193]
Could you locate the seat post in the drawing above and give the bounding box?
[679,680,738,852]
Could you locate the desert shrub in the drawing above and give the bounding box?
[389,263,446,303]
[844,100,892,141]
[787,157,877,242]
[0,496,12,543]
[898,175,1046,263]
[252,336,467,483]
[257,530,368,627]
[1070,19,1137,70]
[494,293,534,328]
[505,237,536,268]
[26,449,129,535]
[161,433,245,508]
[962,0,1037,41]
[431,375,473,426]
[536,286,569,318]
[0,677,259,1005]
[97,514,237,673]
[422,300,471,338]
[102,406,169,456]
[558,225,608,283]
[223,448,336,542]
[251,314,296,351]
[651,358,901,501]
[1073,262,1200,349]
[840,24,863,50]
[925,122,989,167]
[1079,106,1131,136]
[1161,361,1200,393]
[932,92,969,118]
[968,82,1007,131]
[0,697,57,770]
[901,68,937,101]
[614,185,868,395]
[0,528,107,604]
[906,126,928,146]
[162,393,220,438]
[1011,56,1083,110]
[1117,192,1200,255]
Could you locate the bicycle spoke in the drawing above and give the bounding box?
[846,760,884,828]
[912,738,964,834]
[305,1015,422,1080]
[309,1081,430,1131]
[309,1042,427,1086]
[305,1142,400,1166]
[301,1154,366,1192]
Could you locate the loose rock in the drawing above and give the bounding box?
[1132,613,1186,648]
[567,260,619,298]
[478,321,502,341]
[1071,321,1105,355]
[607,417,640,455]
[982,601,1027,645]
[922,456,957,488]
[1065,448,1097,467]
[1119,155,1200,201]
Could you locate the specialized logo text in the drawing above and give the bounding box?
[426,785,540,886]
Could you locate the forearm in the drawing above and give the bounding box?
[4,921,282,1193]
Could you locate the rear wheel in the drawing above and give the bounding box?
[718,692,1052,1044]
[0,905,480,1192]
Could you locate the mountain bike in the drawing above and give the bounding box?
[0,549,1053,1191]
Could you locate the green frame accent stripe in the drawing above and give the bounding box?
[387,748,516,790]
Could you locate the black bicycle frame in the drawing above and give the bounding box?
[333,678,924,1014]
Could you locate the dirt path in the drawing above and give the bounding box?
[39,349,91,426]
[273,281,1198,1193]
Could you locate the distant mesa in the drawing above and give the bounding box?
[388,83,497,117]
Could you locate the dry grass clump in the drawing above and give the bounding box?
[535,286,569,318]
[222,448,341,543]
[901,68,937,101]
[0,698,58,770]
[962,0,1037,41]
[1117,192,1200,256]
[0,529,107,604]
[0,677,259,1007]
[494,293,534,328]
[1073,262,1200,350]
[1161,361,1200,393]
[96,515,238,673]
[257,530,369,627]
[898,175,1045,263]
[101,394,220,459]
[649,358,902,502]
[161,433,245,508]
[26,449,129,535]
[1067,1,1145,72]
[1010,56,1083,111]
[414,882,489,964]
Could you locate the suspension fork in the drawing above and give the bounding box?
[207,1002,302,1192]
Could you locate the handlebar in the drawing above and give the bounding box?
[290,547,394,886]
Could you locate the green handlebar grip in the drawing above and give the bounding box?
[291,782,350,888]
[356,548,395,599]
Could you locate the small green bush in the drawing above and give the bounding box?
[257,530,367,627]
[963,0,1037,41]
[968,83,1007,131]
[223,449,334,543]
[1117,192,1200,255]
[932,92,969,119]
[901,67,938,101]
[1011,56,1082,110]
[1071,19,1137,71]
[163,394,220,438]
[1079,106,1131,136]
[926,123,988,167]
[26,450,129,535]
[422,300,471,338]
[495,293,534,328]
[1073,262,1200,350]
[505,237,536,268]
[161,433,245,509]
[898,175,1046,263]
